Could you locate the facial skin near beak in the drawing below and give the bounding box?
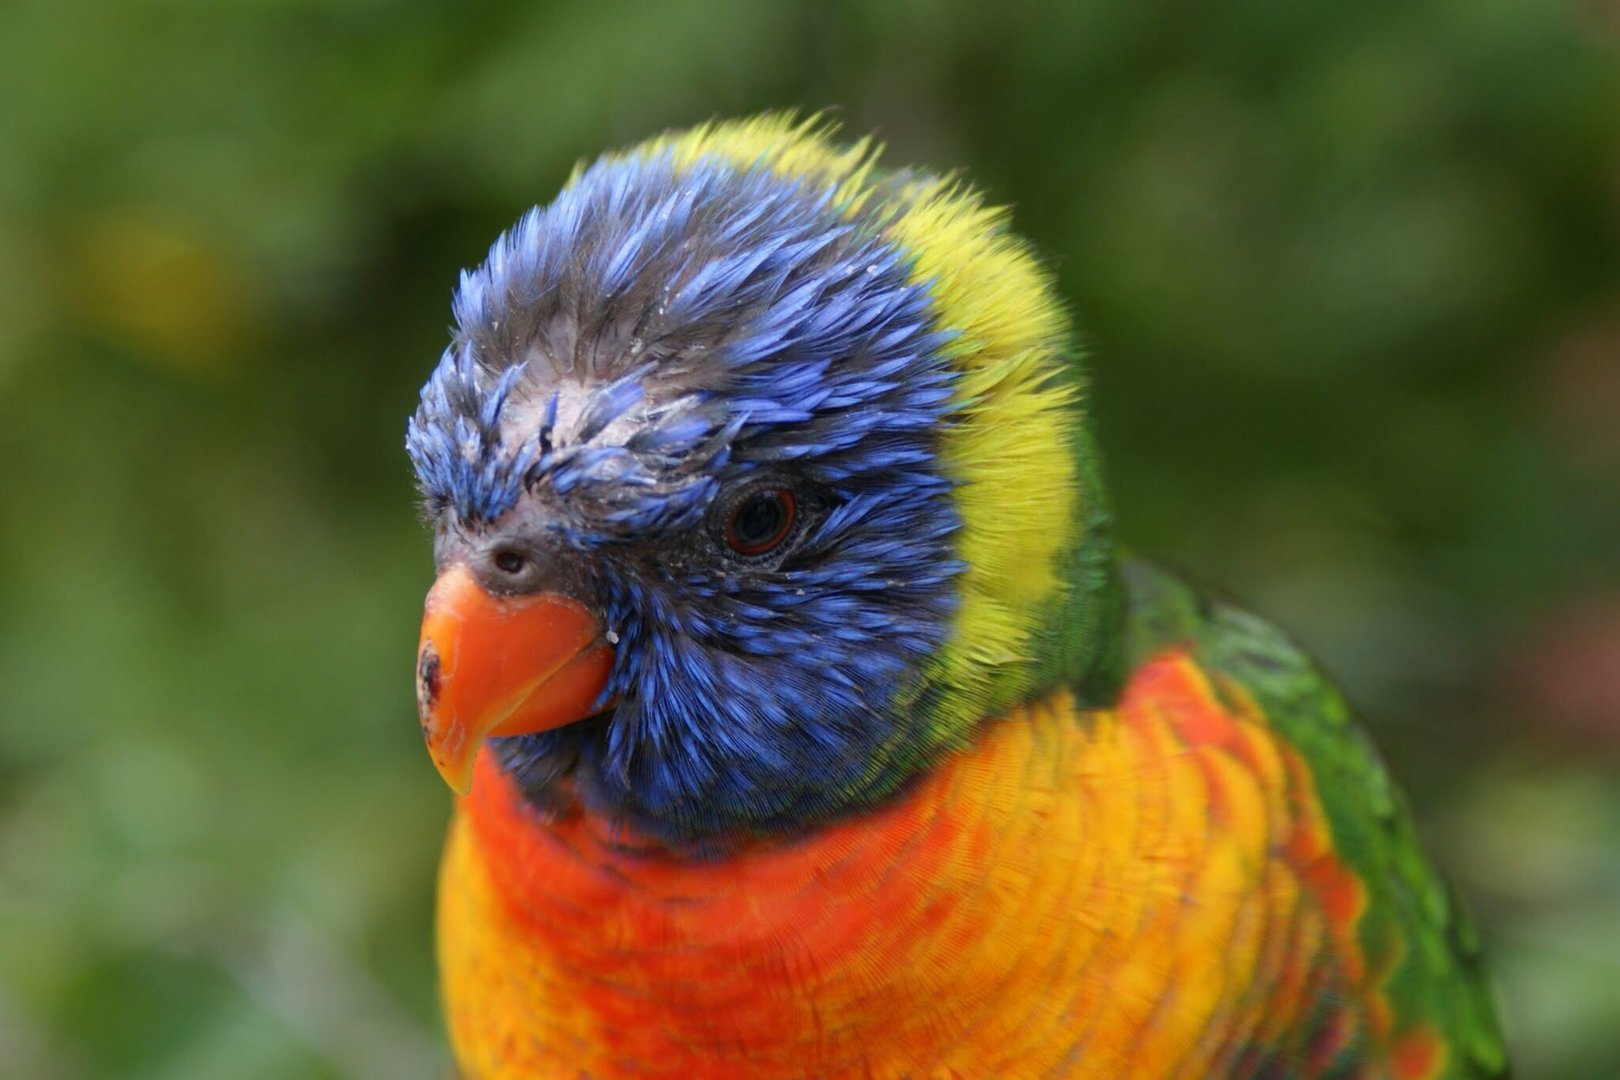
[415,565,615,794]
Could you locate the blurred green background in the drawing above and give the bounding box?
[1,1,1616,1077]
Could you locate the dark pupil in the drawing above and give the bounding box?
[735,493,786,547]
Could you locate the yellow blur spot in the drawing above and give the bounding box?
[65,208,260,377]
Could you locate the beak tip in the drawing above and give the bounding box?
[429,740,478,795]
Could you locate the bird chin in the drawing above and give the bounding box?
[492,707,617,815]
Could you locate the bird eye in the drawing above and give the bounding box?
[493,549,526,574]
[725,488,796,556]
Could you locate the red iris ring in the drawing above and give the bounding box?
[726,488,796,556]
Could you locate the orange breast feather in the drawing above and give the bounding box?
[438,650,1445,1078]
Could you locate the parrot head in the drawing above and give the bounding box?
[407,117,1104,842]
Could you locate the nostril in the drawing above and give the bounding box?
[493,550,525,575]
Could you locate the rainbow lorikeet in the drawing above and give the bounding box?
[405,116,1507,1079]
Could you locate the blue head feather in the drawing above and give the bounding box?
[408,150,967,841]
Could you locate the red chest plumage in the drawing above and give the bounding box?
[437,652,1447,1079]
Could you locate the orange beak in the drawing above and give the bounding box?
[415,565,615,794]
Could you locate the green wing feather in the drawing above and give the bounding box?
[1113,556,1509,1078]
